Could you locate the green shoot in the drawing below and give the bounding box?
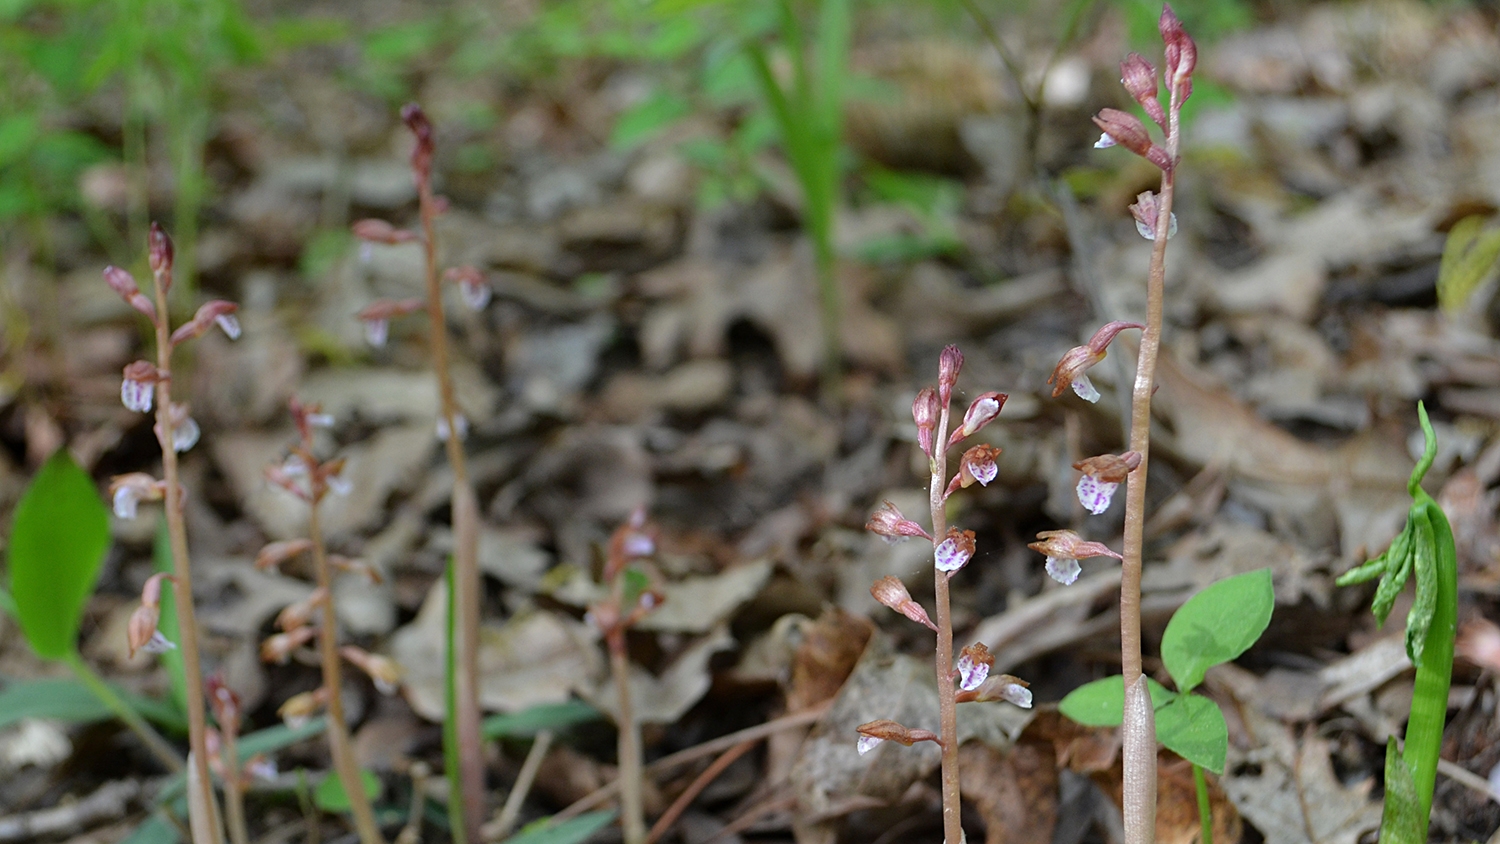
[1335,402,1456,838]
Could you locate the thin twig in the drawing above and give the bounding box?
[552,704,831,824]
[645,740,756,844]
[488,732,554,841]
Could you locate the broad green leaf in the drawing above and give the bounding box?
[502,811,618,844]
[7,449,111,660]
[1376,737,1425,844]
[483,701,602,740]
[1161,568,1274,694]
[1154,693,1228,775]
[120,812,181,844]
[0,677,185,731]
[314,768,383,813]
[1058,676,1175,727]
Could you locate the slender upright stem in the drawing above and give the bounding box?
[151,268,225,844]
[309,503,386,844]
[928,403,961,844]
[221,724,250,844]
[414,172,486,843]
[63,652,183,773]
[612,566,648,844]
[1118,79,1182,844]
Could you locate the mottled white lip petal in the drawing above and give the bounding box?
[114,487,140,520]
[957,656,989,691]
[856,735,883,756]
[934,539,969,573]
[364,318,390,347]
[122,379,154,413]
[1135,211,1178,241]
[1076,475,1119,515]
[1046,555,1082,586]
[1094,133,1117,149]
[215,313,242,340]
[172,417,201,453]
[1071,375,1101,403]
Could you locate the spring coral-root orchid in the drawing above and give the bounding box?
[1073,452,1141,515]
[866,500,933,541]
[855,719,942,755]
[1029,530,1124,586]
[871,575,938,631]
[1047,321,1144,403]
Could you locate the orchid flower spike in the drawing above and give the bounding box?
[1028,530,1123,586]
[1047,321,1145,403]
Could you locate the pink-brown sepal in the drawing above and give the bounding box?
[913,387,940,457]
[855,719,941,755]
[148,222,174,279]
[170,300,240,345]
[1121,53,1165,128]
[870,575,938,632]
[1160,4,1197,92]
[865,500,932,542]
[351,218,418,244]
[254,538,314,571]
[937,345,963,407]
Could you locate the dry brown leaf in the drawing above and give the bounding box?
[958,741,1058,844]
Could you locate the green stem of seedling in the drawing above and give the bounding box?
[1192,763,1212,844]
[62,651,184,773]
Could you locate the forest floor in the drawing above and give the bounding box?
[5,1,1500,842]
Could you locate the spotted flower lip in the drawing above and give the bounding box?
[1029,530,1123,585]
[956,642,994,691]
[946,444,1001,498]
[955,674,1033,707]
[866,500,932,542]
[1073,452,1141,515]
[934,528,977,574]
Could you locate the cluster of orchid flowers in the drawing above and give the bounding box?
[257,398,402,723]
[350,105,491,444]
[204,674,278,790]
[586,509,665,651]
[107,224,241,520]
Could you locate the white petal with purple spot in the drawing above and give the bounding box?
[1046,555,1081,585]
[1076,475,1118,515]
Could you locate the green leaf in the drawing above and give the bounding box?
[482,701,602,740]
[1161,568,1274,694]
[314,769,383,813]
[0,677,185,732]
[1437,215,1500,315]
[501,811,618,844]
[1376,737,1426,844]
[611,91,692,151]
[1058,676,1176,727]
[1154,693,1228,775]
[7,449,111,660]
[120,813,181,844]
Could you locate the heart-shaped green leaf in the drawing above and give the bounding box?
[1161,568,1274,694]
[1154,692,1228,774]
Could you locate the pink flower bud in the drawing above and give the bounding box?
[255,539,314,570]
[351,218,418,244]
[341,646,403,695]
[170,300,240,345]
[260,627,317,664]
[1028,529,1122,585]
[913,387,940,457]
[870,575,938,631]
[865,501,933,542]
[1160,4,1197,93]
[1121,53,1165,128]
[276,587,327,632]
[110,473,164,520]
[402,102,435,181]
[446,266,492,311]
[148,222,174,278]
[937,345,963,407]
[103,265,157,321]
[948,392,1007,446]
[1093,108,1174,171]
[934,527,976,574]
[956,674,1033,707]
[1129,191,1177,241]
[956,642,993,691]
[206,675,241,734]
[855,719,941,755]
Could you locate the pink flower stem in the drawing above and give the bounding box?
[151,262,225,844]
[928,402,962,844]
[414,152,485,844]
[1118,72,1184,844]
